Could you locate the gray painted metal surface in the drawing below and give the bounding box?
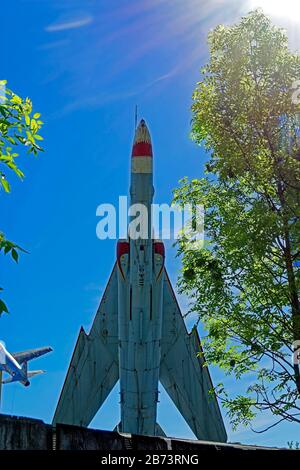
[53,120,227,442]
[53,266,119,427]
[160,271,226,441]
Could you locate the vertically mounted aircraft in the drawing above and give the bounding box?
[53,120,227,442]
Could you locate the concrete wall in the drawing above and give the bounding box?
[0,414,52,450]
[0,414,280,451]
[56,424,128,450]
[56,424,171,450]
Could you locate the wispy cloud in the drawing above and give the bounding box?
[37,39,70,51]
[45,15,93,33]
[50,67,182,119]
[43,0,299,119]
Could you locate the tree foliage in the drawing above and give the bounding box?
[174,10,300,431]
[0,80,43,314]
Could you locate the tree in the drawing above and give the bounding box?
[0,80,43,315]
[173,10,300,431]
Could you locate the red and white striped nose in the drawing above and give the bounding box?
[131,119,153,174]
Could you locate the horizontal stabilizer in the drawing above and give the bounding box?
[27,370,45,378]
[160,269,227,443]
[2,376,15,384]
[12,347,52,365]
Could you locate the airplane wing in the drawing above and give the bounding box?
[12,347,52,364]
[159,269,227,442]
[53,263,119,427]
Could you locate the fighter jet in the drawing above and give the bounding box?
[0,341,52,387]
[53,119,227,442]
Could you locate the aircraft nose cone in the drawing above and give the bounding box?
[132,119,152,158]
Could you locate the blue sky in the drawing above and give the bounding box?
[1,0,300,448]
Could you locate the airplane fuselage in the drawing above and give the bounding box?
[117,120,164,435]
[0,343,29,386]
[0,343,52,387]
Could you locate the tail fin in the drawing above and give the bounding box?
[27,370,45,378]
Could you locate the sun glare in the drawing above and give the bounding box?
[250,0,300,20]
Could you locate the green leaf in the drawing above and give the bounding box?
[11,248,18,263]
[0,299,9,314]
[1,177,10,192]
[4,245,11,254]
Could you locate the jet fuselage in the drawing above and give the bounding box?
[0,342,30,386]
[117,120,164,435]
[0,342,52,387]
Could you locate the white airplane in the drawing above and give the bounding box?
[0,341,52,387]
